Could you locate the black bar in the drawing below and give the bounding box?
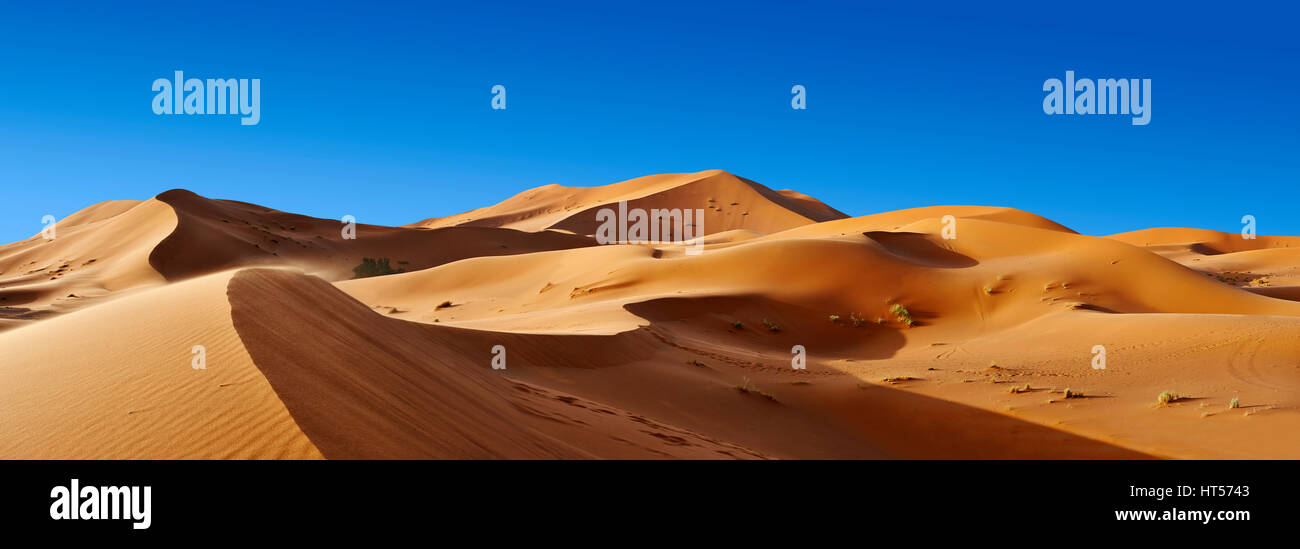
[3,460,1285,538]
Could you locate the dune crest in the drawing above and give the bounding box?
[407,169,848,236]
[342,213,1300,339]
[228,268,773,459]
[0,189,596,331]
[0,270,322,459]
[0,198,177,331]
[4,172,1300,459]
[1109,227,1300,293]
[149,189,595,282]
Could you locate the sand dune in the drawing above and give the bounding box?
[341,210,1300,336]
[2,171,1299,459]
[0,189,594,331]
[149,189,595,281]
[0,266,773,459]
[1109,227,1300,292]
[229,268,781,458]
[0,198,176,331]
[1109,226,1300,255]
[407,169,848,236]
[0,270,321,459]
[340,202,1300,458]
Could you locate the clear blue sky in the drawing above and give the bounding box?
[2,1,1296,243]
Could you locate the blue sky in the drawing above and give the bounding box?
[1,1,1296,243]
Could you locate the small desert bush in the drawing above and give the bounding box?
[1228,397,1240,409]
[762,318,780,332]
[1157,391,1182,405]
[889,303,914,326]
[731,320,743,329]
[352,257,403,279]
[828,314,840,323]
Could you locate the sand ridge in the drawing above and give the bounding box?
[2,170,1299,458]
[406,169,848,236]
[0,270,322,459]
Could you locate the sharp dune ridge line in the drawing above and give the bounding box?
[2,169,1299,458]
[406,169,849,235]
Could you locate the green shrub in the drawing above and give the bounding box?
[889,303,914,326]
[352,257,403,279]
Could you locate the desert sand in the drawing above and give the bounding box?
[2,169,1297,459]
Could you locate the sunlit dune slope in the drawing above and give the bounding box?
[342,209,1300,339]
[0,199,177,329]
[1109,227,1300,291]
[407,169,848,236]
[149,189,595,281]
[0,270,322,459]
[227,268,771,459]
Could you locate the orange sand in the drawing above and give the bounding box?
[2,170,1297,458]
